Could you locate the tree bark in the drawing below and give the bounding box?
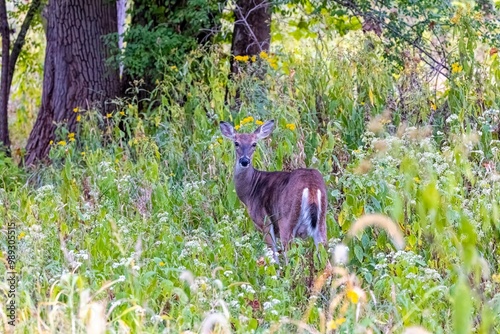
[0,0,10,150]
[25,0,120,165]
[230,0,271,75]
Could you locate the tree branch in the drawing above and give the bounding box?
[0,0,11,149]
[332,0,450,79]
[233,0,270,54]
[8,0,42,88]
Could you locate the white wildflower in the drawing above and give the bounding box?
[333,243,349,265]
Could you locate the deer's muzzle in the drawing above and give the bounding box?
[239,156,250,168]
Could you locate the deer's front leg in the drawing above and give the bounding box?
[249,210,279,263]
[262,217,279,263]
[279,220,293,265]
[260,216,279,263]
[265,223,279,263]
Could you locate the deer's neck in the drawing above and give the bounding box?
[234,164,261,206]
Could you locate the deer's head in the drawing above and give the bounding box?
[220,120,275,169]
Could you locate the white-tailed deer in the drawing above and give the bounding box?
[220,120,327,262]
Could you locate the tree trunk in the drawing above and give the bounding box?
[230,0,271,75]
[117,0,127,78]
[25,0,120,165]
[0,0,10,150]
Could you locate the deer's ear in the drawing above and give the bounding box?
[254,120,275,139]
[220,121,235,140]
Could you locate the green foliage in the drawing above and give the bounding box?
[280,0,500,75]
[111,0,226,83]
[0,150,25,191]
[2,27,500,333]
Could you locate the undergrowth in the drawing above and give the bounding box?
[1,32,500,333]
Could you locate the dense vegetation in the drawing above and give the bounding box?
[1,1,500,334]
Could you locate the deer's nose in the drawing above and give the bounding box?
[239,157,250,167]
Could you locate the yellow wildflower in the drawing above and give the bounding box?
[267,57,278,70]
[259,51,269,59]
[106,113,112,118]
[68,133,75,140]
[159,262,165,267]
[119,111,125,116]
[81,152,86,157]
[76,114,81,122]
[49,140,54,145]
[430,102,437,111]
[255,120,264,125]
[234,125,241,130]
[234,55,250,62]
[251,55,257,62]
[73,107,79,113]
[327,317,346,330]
[450,8,462,24]
[286,123,296,131]
[18,232,26,240]
[58,140,67,146]
[451,62,462,74]
[240,116,254,126]
[170,65,177,71]
[414,176,421,184]
[346,288,359,304]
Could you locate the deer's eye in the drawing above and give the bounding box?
[234,142,240,147]
[252,143,257,147]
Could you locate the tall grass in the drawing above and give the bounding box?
[1,33,499,333]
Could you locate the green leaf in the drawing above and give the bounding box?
[422,181,440,211]
[452,277,472,334]
[354,245,364,263]
[248,318,259,330]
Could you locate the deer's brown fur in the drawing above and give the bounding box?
[220,120,327,261]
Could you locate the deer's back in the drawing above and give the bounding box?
[250,168,326,223]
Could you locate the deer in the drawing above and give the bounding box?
[220,120,328,263]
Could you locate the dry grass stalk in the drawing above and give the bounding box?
[348,214,405,250]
